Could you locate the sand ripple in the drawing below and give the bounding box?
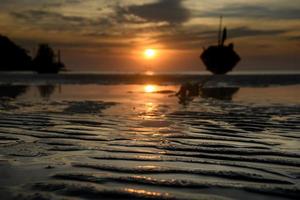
[0,99,299,200]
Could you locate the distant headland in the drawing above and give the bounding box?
[0,35,65,74]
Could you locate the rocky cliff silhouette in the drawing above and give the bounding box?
[0,35,32,71]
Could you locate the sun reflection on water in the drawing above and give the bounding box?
[144,85,156,93]
[145,71,154,75]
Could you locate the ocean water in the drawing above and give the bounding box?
[0,73,299,200]
[0,72,299,86]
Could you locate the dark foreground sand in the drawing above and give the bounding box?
[0,84,299,200]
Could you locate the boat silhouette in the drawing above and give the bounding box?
[200,17,241,74]
[33,44,65,74]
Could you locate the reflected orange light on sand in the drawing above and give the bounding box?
[144,85,156,93]
[145,102,154,112]
[124,188,164,197]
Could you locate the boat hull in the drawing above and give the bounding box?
[201,45,240,74]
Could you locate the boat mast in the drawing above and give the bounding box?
[218,16,223,46]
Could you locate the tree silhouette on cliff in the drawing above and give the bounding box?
[0,35,65,73]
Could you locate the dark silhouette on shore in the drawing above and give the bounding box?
[176,82,199,105]
[0,85,28,99]
[0,35,65,73]
[176,82,199,98]
[200,17,240,74]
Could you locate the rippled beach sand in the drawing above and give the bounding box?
[0,78,299,200]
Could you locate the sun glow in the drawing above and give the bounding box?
[144,85,156,93]
[144,49,156,59]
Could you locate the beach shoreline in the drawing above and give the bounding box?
[0,79,299,200]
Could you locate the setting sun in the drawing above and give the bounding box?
[144,49,156,59]
[144,85,156,93]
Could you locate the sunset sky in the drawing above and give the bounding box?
[1,0,299,72]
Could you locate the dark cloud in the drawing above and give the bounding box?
[287,35,300,41]
[12,10,87,24]
[11,9,115,32]
[228,27,286,38]
[13,34,135,51]
[118,0,190,25]
[196,5,300,19]
[154,26,287,50]
[10,7,288,51]
[10,7,180,37]
[0,0,83,9]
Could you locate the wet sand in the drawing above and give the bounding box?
[0,83,299,200]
